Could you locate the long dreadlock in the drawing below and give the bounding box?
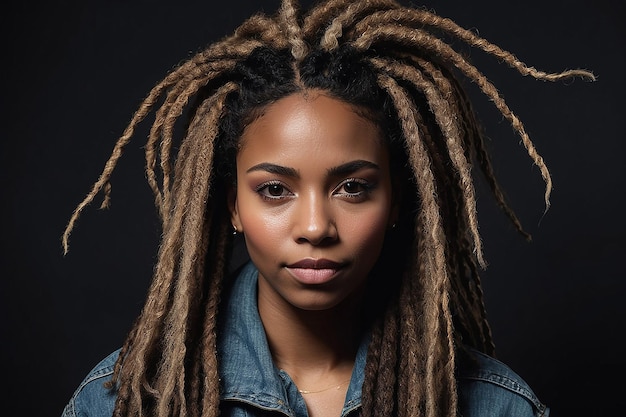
[63,1,594,416]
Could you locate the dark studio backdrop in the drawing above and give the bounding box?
[2,0,624,416]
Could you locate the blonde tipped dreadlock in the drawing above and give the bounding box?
[63,1,594,416]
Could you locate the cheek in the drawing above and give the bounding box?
[237,201,289,260]
[341,206,390,258]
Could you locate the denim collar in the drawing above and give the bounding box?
[218,261,367,416]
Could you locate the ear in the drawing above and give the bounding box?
[228,185,243,233]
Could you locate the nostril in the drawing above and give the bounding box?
[296,223,338,246]
[293,196,338,245]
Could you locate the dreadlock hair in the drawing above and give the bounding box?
[62,0,594,416]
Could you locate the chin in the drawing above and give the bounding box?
[286,288,363,313]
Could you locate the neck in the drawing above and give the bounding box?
[257,279,364,382]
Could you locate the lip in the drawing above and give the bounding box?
[286,258,344,269]
[285,258,345,285]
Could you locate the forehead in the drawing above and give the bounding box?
[237,92,386,163]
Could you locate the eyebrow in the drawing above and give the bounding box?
[246,163,299,177]
[245,160,379,178]
[327,160,380,177]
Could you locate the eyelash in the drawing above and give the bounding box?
[254,178,375,201]
[333,178,375,199]
[255,181,292,201]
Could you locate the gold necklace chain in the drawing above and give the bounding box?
[297,378,351,395]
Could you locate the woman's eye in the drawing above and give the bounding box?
[335,179,372,199]
[266,184,284,196]
[256,182,291,200]
[343,181,364,194]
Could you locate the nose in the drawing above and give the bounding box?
[293,192,338,246]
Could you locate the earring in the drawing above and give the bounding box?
[232,225,239,235]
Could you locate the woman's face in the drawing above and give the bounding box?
[230,92,395,312]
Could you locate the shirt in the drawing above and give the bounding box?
[62,262,549,416]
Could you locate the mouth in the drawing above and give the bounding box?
[285,258,345,285]
[286,258,344,269]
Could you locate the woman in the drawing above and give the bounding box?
[61,0,593,416]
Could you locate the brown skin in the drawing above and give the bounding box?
[229,91,397,417]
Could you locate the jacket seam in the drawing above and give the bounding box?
[73,366,115,400]
[459,374,547,413]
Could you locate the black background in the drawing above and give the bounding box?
[2,1,624,416]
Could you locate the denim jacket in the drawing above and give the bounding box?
[62,262,549,416]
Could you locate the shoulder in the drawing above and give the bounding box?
[457,348,550,417]
[61,350,120,417]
